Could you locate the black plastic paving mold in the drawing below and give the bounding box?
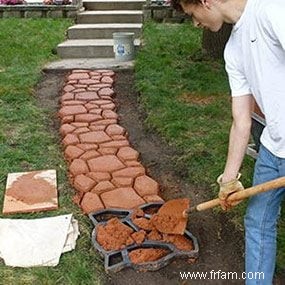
[89,202,199,273]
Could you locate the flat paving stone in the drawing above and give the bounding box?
[68,73,90,80]
[87,172,111,182]
[65,145,85,161]
[60,124,76,136]
[74,174,96,193]
[105,124,125,136]
[91,181,115,195]
[79,131,111,144]
[117,146,139,161]
[87,155,125,173]
[75,114,102,123]
[134,175,159,196]
[101,187,145,209]
[63,133,80,146]
[80,192,104,214]
[112,166,145,178]
[2,170,58,214]
[59,105,87,118]
[75,91,99,101]
[70,159,89,177]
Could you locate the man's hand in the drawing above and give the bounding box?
[217,173,244,210]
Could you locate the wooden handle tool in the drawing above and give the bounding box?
[183,176,285,217]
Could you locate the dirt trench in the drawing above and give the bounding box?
[39,70,244,285]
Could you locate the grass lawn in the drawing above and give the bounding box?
[135,21,285,271]
[0,19,104,284]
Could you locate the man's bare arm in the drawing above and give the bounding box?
[222,95,253,183]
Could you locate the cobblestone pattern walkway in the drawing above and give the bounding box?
[59,69,164,214]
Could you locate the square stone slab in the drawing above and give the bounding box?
[2,170,58,214]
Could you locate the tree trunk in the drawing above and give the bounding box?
[202,23,233,59]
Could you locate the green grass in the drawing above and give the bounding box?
[135,21,285,270]
[0,19,104,284]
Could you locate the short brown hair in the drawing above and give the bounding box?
[171,0,201,11]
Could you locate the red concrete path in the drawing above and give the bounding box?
[59,70,164,214]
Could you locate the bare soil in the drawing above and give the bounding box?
[38,70,284,285]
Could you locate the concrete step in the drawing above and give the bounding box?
[77,10,143,24]
[57,39,141,58]
[83,0,146,11]
[68,23,142,39]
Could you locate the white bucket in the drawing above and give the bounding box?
[113,32,135,61]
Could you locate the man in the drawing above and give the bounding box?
[171,0,285,284]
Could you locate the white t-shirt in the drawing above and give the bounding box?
[224,0,285,157]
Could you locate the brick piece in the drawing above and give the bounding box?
[75,114,102,123]
[91,181,115,195]
[68,73,89,80]
[98,87,114,97]
[117,147,139,161]
[88,155,125,173]
[105,124,125,136]
[101,76,113,84]
[101,188,145,209]
[112,167,145,178]
[74,84,87,88]
[76,144,98,151]
[73,127,90,135]
[101,103,116,110]
[93,99,112,105]
[80,150,101,160]
[80,192,104,214]
[100,140,129,148]
[67,80,77,84]
[71,122,89,128]
[143,195,164,203]
[65,145,85,161]
[111,177,133,187]
[60,124,76,136]
[97,147,118,155]
[102,110,118,120]
[73,88,86,93]
[111,135,127,141]
[70,159,89,176]
[79,79,100,85]
[87,172,111,182]
[92,83,111,89]
[90,109,103,115]
[134,175,159,196]
[61,115,74,124]
[61,92,74,102]
[79,131,111,144]
[63,85,75,92]
[84,102,100,111]
[62,134,80,147]
[59,105,87,118]
[102,71,115,76]
[89,125,106,131]
[75,92,99,101]
[125,160,142,167]
[62,100,86,106]
[90,119,117,126]
[74,174,96,193]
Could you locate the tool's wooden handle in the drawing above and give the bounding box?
[196,198,220,211]
[195,176,285,212]
[228,176,285,202]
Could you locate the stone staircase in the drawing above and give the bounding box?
[57,0,145,59]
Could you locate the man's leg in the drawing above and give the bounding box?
[244,145,285,285]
